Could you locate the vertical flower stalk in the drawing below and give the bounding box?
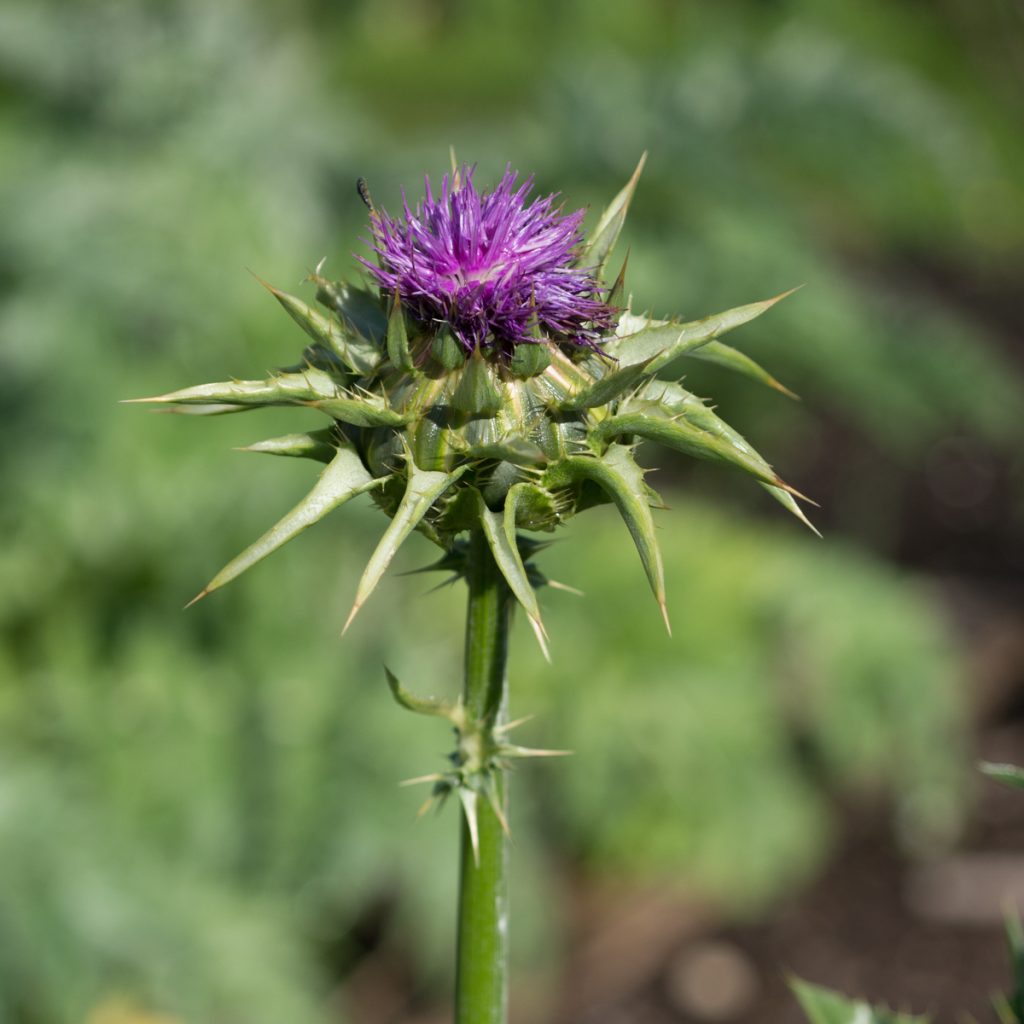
[456,529,512,1024]
[131,156,812,1022]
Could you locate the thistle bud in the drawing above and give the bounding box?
[130,157,812,647]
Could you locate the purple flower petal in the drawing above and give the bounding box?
[359,167,615,354]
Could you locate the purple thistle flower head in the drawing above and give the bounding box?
[360,166,616,355]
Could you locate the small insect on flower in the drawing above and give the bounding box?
[129,156,813,655]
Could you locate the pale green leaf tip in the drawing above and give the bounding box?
[383,665,460,720]
[980,761,1024,789]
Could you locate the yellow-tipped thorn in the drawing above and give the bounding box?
[457,789,480,866]
[495,715,535,736]
[659,598,672,637]
[400,773,445,788]
[766,283,805,307]
[501,744,573,759]
[341,603,360,636]
[772,378,801,402]
[247,268,279,295]
[546,579,584,597]
[630,151,648,190]
[184,589,208,610]
[776,477,816,505]
[799,511,823,539]
[487,789,512,839]
[528,616,551,663]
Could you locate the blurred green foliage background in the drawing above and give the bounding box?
[1,0,1021,1020]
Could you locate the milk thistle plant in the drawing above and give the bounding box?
[132,156,812,1023]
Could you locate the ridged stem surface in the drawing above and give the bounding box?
[455,528,511,1024]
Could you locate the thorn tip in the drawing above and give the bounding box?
[529,616,552,663]
[341,603,360,635]
[659,598,672,636]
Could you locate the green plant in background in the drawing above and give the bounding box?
[793,937,1024,1023]
[1,0,998,1019]
[131,158,812,1022]
[793,978,927,1024]
[791,767,1024,1023]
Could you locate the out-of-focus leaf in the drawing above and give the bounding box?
[998,914,1024,1024]
[981,762,1024,791]
[791,978,928,1024]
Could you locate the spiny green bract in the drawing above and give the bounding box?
[130,157,813,656]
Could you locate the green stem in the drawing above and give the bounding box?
[455,528,512,1024]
